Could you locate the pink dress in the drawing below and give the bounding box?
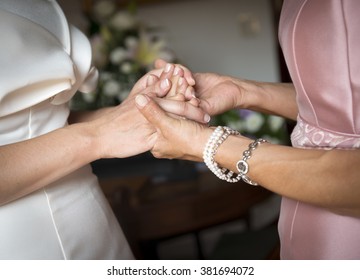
[278,0,360,259]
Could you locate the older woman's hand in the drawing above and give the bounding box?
[87,71,209,159]
[154,60,245,116]
[135,93,212,161]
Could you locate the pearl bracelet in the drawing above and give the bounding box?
[203,126,242,183]
[203,126,268,185]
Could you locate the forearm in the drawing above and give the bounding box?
[0,123,99,205]
[137,93,359,215]
[68,107,112,124]
[215,135,360,214]
[235,78,298,120]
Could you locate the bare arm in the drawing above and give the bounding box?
[0,70,208,206]
[0,123,99,205]
[136,95,360,217]
[195,73,298,121]
[215,135,360,216]
[154,60,298,120]
[0,91,165,206]
[237,79,298,120]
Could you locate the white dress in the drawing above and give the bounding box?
[0,0,133,259]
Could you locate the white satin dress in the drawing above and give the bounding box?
[0,0,133,259]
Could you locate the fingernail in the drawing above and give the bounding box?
[161,78,170,89]
[135,94,149,107]
[174,67,181,76]
[147,75,156,86]
[204,114,211,123]
[178,77,184,86]
[186,87,195,99]
[165,63,172,73]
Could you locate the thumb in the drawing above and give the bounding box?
[154,58,168,69]
[135,94,171,128]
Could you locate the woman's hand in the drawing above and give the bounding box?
[154,58,195,90]
[88,96,156,159]
[87,73,209,159]
[193,72,245,115]
[154,59,244,116]
[135,93,212,161]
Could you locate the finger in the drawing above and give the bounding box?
[164,67,187,98]
[135,94,173,130]
[137,62,172,90]
[171,64,195,86]
[162,78,186,101]
[174,77,187,99]
[160,63,175,80]
[167,93,186,102]
[154,58,168,69]
[185,86,196,100]
[166,76,180,98]
[129,71,162,95]
[199,99,213,116]
[181,67,195,86]
[149,63,175,98]
[155,59,195,86]
[146,74,159,86]
[130,64,178,97]
[172,65,195,86]
[154,97,211,124]
[188,96,200,107]
[141,77,171,97]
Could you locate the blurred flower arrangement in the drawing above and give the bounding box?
[71,0,177,110]
[212,110,289,144]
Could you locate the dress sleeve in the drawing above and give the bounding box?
[0,8,98,117]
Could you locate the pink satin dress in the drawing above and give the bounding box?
[278,0,360,259]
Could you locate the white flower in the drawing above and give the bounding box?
[244,112,264,133]
[81,92,97,103]
[227,120,243,131]
[90,35,107,67]
[109,47,128,64]
[93,0,116,21]
[134,31,171,67]
[103,80,121,96]
[120,62,133,74]
[99,71,113,82]
[268,115,285,132]
[110,11,137,30]
[125,36,139,50]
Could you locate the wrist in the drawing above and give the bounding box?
[214,133,252,172]
[203,126,265,184]
[232,78,263,110]
[185,126,214,162]
[65,122,102,162]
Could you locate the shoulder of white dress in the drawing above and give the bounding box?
[0,8,75,117]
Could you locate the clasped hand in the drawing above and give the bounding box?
[90,59,243,161]
[133,59,244,161]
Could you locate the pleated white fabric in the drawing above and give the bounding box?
[0,0,133,259]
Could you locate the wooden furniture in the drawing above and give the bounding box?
[99,170,272,259]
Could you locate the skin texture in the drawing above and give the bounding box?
[0,65,206,206]
[155,59,298,120]
[136,61,360,217]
